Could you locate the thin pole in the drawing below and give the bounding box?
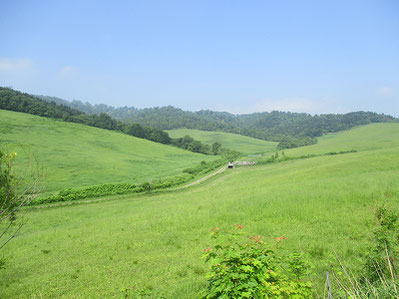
[326,271,333,299]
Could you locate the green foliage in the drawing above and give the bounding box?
[327,204,399,298]
[254,150,357,166]
[202,226,313,298]
[0,87,170,144]
[183,160,224,176]
[277,136,316,149]
[171,135,214,155]
[31,174,194,205]
[167,128,277,155]
[0,151,17,219]
[363,203,399,283]
[36,92,398,149]
[0,149,37,249]
[0,87,218,154]
[0,255,6,269]
[211,142,221,155]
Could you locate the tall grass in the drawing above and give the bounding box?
[0,123,398,297]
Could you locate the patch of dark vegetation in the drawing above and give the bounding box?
[255,149,357,166]
[30,173,194,205]
[0,255,6,269]
[0,87,225,155]
[35,93,397,149]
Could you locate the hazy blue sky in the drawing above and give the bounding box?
[1,0,398,115]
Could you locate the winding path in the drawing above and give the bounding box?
[30,166,228,209]
[173,166,227,190]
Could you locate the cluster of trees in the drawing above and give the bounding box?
[0,88,216,154]
[171,136,222,155]
[37,93,397,149]
[36,96,236,131]
[276,136,316,149]
[0,87,169,144]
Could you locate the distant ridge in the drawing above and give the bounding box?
[37,93,397,149]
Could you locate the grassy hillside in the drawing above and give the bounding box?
[166,128,277,154]
[1,123,398,297]
[0,109,216,194]
[284,123,399,156]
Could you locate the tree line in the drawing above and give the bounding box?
[37,93,398,149]
[0,87,222,155]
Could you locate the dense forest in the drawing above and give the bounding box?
[0,87,221,155]
[37,93,398,149]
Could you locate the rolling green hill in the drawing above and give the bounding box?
[0,109,216,194]
[1,122,398,297]
[166,128,277,154]
[284,123,399,156]
[35,91,397,149]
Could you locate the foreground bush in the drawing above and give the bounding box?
[329,202,399,298]
[203,226,313,298]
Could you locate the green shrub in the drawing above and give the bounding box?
[202,226,313,298]
[363,203,399,284]
[30,173,194,205]
[329,202,399,298]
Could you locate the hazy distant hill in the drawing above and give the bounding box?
[37,94,397,149]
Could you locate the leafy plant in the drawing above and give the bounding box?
[362,202,399,292]
[202,225,313,298]
[0,150,39,249]
[329,202,399,298]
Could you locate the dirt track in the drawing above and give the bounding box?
[173,166,227,190]
[31,166,228,209]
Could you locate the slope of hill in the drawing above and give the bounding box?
[1,87,218,155]
[2,121,398,297]
[0,110,216,194]
[284,123,399,156]
[166,128,277,154]
[37,92,397,148]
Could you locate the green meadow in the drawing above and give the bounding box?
[0,110,216,194]
[1,122,398,297]
[166,128,277,154]
[284,123,399,156]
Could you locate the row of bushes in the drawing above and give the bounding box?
[30,150,241,206]
[30,173,194,205]
[183,160,226,176]
[255,149,357,165]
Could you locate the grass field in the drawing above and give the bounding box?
[166,128,277,154]
[1,123,398,297]
[0,110,217,194]
[284,123,399,156]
